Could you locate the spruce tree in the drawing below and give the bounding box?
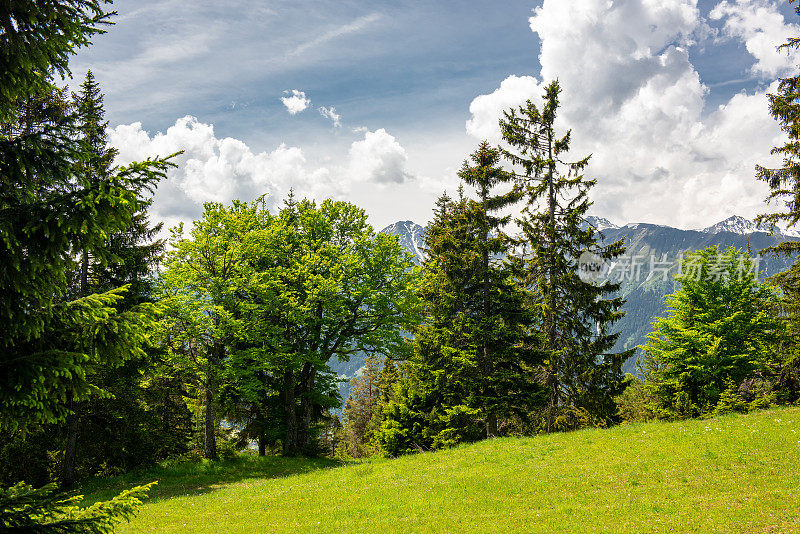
[500,80,631,431]
[378,175,538,453]
[754,2,800,402]
[341,353,384,457]
[755,0,800,250]
[0,0,170,528]
[457,142,537,437]
[57,71,177,487]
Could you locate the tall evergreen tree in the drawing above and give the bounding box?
[754,2,800,403]
[60,70,119,487]
[0,0,169,528]
[377,175,538,454]
[53,71,182,487]
[500,80,631,431]
[755,0,800,251]
[457,142,538,437]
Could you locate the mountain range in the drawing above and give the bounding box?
[329,215,800,402]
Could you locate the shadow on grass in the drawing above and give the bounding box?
[78,455,344,505]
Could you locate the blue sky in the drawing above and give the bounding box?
[70,0,800,231]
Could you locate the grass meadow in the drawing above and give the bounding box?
[82,406,800,533]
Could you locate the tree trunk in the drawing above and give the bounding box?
[204,380,218,460]
[60,396,79,488]
[282,368,299,456]
[486,411,497,438]
[298,362,315,455]
[545,126,558,433]
[203,341,220,460]
[62,251,90,486]
[258,433,266,457]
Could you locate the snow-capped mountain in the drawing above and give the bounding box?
[380,220,426,265]
[701,215,762,235]
[372,215,800,379]
[697,214,800,237]
[585,216,619,231]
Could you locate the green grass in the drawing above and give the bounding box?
[85,407,800,533]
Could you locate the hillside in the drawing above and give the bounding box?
[85,407,800,533]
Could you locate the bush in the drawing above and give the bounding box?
[615,375,656,423]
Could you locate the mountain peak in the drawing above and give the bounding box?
[587,216,619,230]
[701,215,760,235]
[379,220,426,265]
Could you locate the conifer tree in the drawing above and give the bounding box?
[755,0,800,250]
[55,71,178,487]
[500,80,631,431]
[377,174,538,454]
[754,2,800,402]
[0,0,169,528]
[457,142,537,436]
[341,353,384,457]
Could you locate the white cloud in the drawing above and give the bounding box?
[710,0,800,78]
[108,116,340,229]
[465,75,544,141]
[281,89,311,114]
[348,128,413,184]
[319,106,341,127]
[466,0,785,229]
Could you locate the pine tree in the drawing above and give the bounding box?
[341,353,384,457]
[457,142,538,437]
[55,71,178,487]
[754,2,800,403]
[0,0,169,528]
[755,0,800,250]
[500,80,631,431]
[377,176,538,454]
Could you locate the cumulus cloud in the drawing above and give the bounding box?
[466,0,784,229]
[348,128,413,184]
[108,116,339,228]
[465,75,543,140]
[710,0,800,78]
[281,89,311,114]
[319,106,341,127]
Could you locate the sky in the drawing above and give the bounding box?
[68,0,799,232]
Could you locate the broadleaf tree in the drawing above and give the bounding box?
[641,246,784,417]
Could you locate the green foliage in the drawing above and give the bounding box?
[713,380,749,416]
[378,161,540,454]
[0,481,154,533]
[340,354,385,458]
[1,2,170,530]
[0,79,175,433]
[641,246,784,418]
[500,80,631,431]
[755,2,800,250]
[614,374,656,424]
[0,1,113,120]
[162,197,419,458]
